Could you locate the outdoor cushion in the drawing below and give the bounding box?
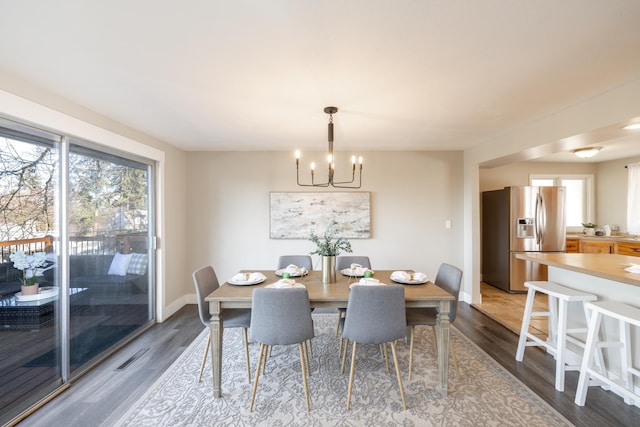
[108,253,133,276]
[127,253,148,275]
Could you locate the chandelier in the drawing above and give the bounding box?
[295,107,363,188]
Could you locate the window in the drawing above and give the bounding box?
[530,174,594,231]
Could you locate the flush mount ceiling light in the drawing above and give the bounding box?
[623,123,640,130]
[295,106,363,188]
[573,147,602,158]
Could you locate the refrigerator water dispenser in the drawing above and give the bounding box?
[516,218,535,239]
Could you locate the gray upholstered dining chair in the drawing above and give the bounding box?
[193,265,252,383]
[277,255,313,271]
[249,288,315,412]
[341,284,407,410]
[336,256,371,271]
[406,263,463,380]
[335,256,372,337]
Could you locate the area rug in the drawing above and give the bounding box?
[115,314,571,426]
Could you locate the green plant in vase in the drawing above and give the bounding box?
[309,221,352,283]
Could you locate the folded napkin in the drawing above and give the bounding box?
[270,279,297,288]
[625,264,640,274]
[357,277,382,286]
[349,263,367,275]
[232,272,264,282]
[284,264,306,275]
[391,271,428,282]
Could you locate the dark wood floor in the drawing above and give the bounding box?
[15,302,640,426]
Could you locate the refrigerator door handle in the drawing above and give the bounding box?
[537,192,546,245]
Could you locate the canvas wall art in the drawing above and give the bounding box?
[270,192,371,239]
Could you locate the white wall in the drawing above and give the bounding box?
[185,150,464,283]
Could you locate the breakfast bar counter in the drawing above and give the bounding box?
[515,252,640,401]
[515,253,640,288]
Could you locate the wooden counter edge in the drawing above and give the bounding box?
[516,253,640,287]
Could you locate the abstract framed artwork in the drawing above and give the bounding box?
[270,192,371,239]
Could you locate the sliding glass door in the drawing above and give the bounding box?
[0,127,61,422]
[67,143,153,375]
[0,121,155,424]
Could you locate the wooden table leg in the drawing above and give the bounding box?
[209,301,223,398]
[436,300,451,397]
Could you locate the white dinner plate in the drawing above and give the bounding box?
[275,268,308,277]
[390,274,428,285]
[228,273,267,286]
[265,282,306,289]
[341,268,367,277]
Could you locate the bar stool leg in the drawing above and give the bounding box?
[575,310,603,406]
[548,295,558,346]
[516,287,537,361]
[555,299,568,391]
[620,319,634,404]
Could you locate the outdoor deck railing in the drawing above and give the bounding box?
[0,233,148,262]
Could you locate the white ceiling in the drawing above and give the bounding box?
[1,1,640,161]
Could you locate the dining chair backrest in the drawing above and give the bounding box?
[336,256,371,271]
[434,263,463,322]
[250,288,314,346]
[277,255,313,271]
[193,265,220,328]
[342,285,406,344]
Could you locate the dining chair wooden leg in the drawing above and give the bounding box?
[390,341,407,410]
[249,343,267,412]
[242,327,251,383]
[408,326,415,380]
[301,340,310,377]
[335,313,342,336]
[341,339,350,374]
[198,332,211,383]
[347,341,358,410]
[382,343,390,373]
[299,342,311,411]
[261,345,269,376]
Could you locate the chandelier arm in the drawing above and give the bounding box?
[296,164,330,187]
[331,168,362,188]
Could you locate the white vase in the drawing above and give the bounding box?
[322,256,336,284]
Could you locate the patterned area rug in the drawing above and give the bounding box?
[116,314,571,426]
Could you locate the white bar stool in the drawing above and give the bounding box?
[515,281,597,392]
[575,301,640,407]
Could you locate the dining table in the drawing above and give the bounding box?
[205,269,455,398]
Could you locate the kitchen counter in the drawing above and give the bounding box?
[516,253,640,287]
[566,234,640,242]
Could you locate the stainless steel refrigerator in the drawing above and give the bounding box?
[482,186,566,292]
